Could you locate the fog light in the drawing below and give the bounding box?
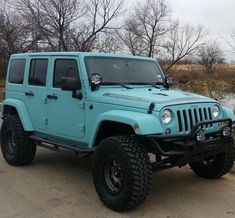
[196,130,206,142]
[222,126,231,137]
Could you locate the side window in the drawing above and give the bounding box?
[8,59,26,84]
[29,59,48,86]
[53,59,79,88]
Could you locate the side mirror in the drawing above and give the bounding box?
[61,77,83,100]
[165,75,174,89]
[90,73,102,91]
[61,77,81,91]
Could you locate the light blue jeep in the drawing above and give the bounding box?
[1,52,235,212]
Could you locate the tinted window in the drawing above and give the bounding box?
[8,59,26,84]
[29,59,48,86]
[53,59,79,88]
[85,57,164,84]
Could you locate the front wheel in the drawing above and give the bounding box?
[190,143,235,179]
[92,136,152,212]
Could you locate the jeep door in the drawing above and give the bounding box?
[46,56,85,140]
[24,57,49,131]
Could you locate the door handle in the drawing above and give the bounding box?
[25,92,34,97]
[47,94,58,100]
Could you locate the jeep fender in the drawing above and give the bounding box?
[89,110,163,147]
[2,99,34,131]
[222,106,235,121]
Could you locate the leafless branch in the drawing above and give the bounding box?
[16,0,86,51]
[72,0,125,51]
[198,40,224,74]
[162,23,206,71]
[119,0,172,57]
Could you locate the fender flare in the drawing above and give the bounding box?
[2,99,34,131]
[222,106,235,122]
[89,110,163,147]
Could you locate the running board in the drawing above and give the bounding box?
[30,135,94,154]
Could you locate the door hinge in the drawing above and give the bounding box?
[78,125,85,132]
[42,97,48,104]
[43,117,48,125]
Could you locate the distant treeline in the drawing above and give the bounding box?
[0,0,233,76]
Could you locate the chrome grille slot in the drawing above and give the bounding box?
[177,107,213,133]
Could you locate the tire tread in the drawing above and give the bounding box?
[93,136,152,212]
[1,115,36,166]
[190,143,235,179]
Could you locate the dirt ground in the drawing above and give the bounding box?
[0,117,235,218]
[0,147,235,218]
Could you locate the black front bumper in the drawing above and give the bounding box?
[142,118,235,167]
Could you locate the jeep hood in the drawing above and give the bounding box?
[90,87,217,111]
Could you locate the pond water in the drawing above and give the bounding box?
[176,85,235,112]
[219,93,235,112]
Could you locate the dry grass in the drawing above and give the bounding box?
[170,64,235,96]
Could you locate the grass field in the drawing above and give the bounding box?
[170,64,235,96]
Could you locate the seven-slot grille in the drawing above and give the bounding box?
[177,107,213,133]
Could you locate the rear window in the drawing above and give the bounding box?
[8,59,26,84]
[29,59,48,86]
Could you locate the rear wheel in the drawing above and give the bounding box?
[190,143,235,179]
[0,115,36,166]
[92,136,152,212]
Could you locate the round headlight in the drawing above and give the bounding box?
[162,110,172,125]
[212,105,220,118]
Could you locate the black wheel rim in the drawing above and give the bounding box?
[202,156,217,166]
[104,158,123,194]
[5,128,16,155]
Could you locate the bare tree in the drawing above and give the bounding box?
[0,5,42,74]
[72,0,125,51]
[118,20,147,56]
[162,23,206,72]
[119,0,172,57]
[17,0,124,52]
[16,0,85,51]
[228,29,235,51]
[198,41,224,74]
[95,31,121,53]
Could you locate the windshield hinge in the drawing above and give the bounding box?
[81,102,85,109]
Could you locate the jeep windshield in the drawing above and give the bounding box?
[85,56,165,87]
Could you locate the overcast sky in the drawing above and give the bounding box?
[130,0,235,60]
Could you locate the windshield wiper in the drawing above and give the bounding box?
[127,82,161,89]
[155,82,165,86]
[101,82,132,89]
